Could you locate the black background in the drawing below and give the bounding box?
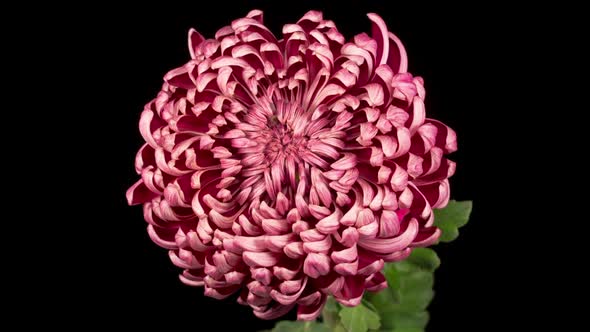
[51,0,533,330]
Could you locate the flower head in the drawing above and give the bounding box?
[127,9,456,320]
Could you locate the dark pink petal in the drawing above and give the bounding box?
[316,209,342,234]
[243,251,280,267]
[245,291,271,306]
[253,304,295,320]
[367,13,389,66]
[164,65,195,89]
[379,210,401,237]
[247,9,264,23]
[147,225,178,249]
[357,257,383,276]
[135,143,156,174]
[300,229,326,242]
[188,28,205,59]
[379,246,412,262]
[297,291,322,306]
[215,25,234,40]
[279,278,304,294]
[335,227,360,247]
[273,264,301,281]
[369,186,384,211]
[270,278,307,305]
[170,249,202,269]
[304,253,331,278]
[126,180,157,205]
[284,242,305,259]
[387,32,409,74]
[179,270,205,287]
[390,163,409,192]
[266,234,296,252]
[336,276,364,307]
[340,204,360,227]
[408,96,426,134]
[138,109,163,149]
[297,293,326,320]
[420,147,443,177]
[297,10,323,32]
[331,245,358,263]
[317,275,345,295]
[225,271,247,284]
[386,105,410,128]
[261,218,290,235]
[426,119,458,153]
[411,227,441,247]
[292,220,310,234]
[365,272,387,291]
[334,260,359,275]
[303,235,333,254]
[358,218,419,253]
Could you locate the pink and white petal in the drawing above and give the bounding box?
[387,32,408,74]
[336,276,365,307]
[358,218,419,254]
[126,180,157,205]
[365,272,387,291]
[411,227,441,247]
[243,251,280,267]
[247,9,264,23]
[297,293,326,320]
[253,304,295,320]
[188,28,205,59]
[270,278,307,305]
[303,253,331,278]
[366,13,390,66]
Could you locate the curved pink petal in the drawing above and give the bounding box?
[188,28,205,59]
[297,293,326,320]
[358,218,419,253]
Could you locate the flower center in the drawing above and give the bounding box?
[232,99,318,194]
[263,116,308,165]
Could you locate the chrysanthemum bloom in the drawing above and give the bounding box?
[127,10,456,320]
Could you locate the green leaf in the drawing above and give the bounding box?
[364,287,399,317]
[366,249,440,331]
[433,200,473,242]
[332,325,348,332]
[387,311,429,329]
[322,296,341,328]
[382,263,402,302]
[361,298,379,313]
[266,321,330,332]
[390,328,423,332]
[339,303,381,332]
[399,271,434,311]
[306,324,330,332]
[405,248,440,272]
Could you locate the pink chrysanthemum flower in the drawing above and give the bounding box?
[127,10,456,320]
